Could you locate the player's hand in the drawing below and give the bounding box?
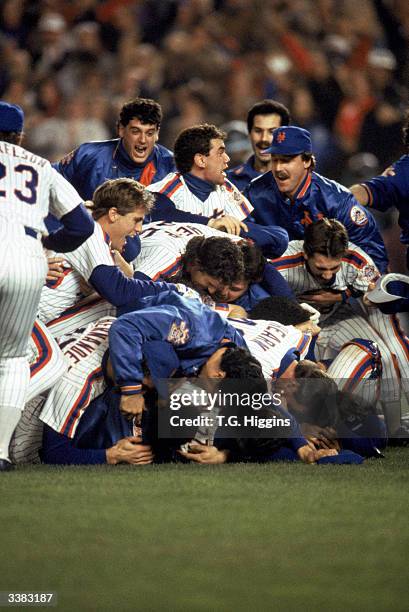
[106,436,153,465]
[208,215,248,236]
[302,425,340,450]
[178,443,229,464]
[363,281,379,308]
[299,302,321,324]
[298,291,342,305]
[227,304,247,318]
[46,256,66,281]
[112,249,134,278]
[120,394,145,422]
[297,444,318,464]
[381,165,395,177]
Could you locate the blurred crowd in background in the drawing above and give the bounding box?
[1,0,408,186]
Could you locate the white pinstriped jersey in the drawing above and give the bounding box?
[148,172,253,220]
[38,222,115,324]
[27,319,67,402]
[229,318,311,379]
[40,317,113,437]
[134,221,241,279]
[0,141,82,232]
[326,340,381,405]
[270,240,379,320]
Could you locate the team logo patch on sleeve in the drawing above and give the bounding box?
[359,264,378,282]
[167,321,190,345]
[350,205,368,226]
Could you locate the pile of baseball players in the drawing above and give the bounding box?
[1,96,409,471]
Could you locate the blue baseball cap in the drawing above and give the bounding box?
[0,102,24,133]
[264,126,312,155]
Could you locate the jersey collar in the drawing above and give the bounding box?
[293,170,312,201]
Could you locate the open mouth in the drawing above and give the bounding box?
[134,146,147,156]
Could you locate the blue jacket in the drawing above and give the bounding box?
[246,170,388,272]
[227,155,261,192]
[111,291,247,393]
[54,139,175,200]
[363,154,409,247]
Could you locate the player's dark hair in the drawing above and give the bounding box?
[247,100,291,132]
[0,131,23,145]
[239,241,266,283]
[90,178,154,220]
[118,98,162,128]
[403,109,409,152]
[220,346,265,381]
[292,367,338,425]
[301,152,316,170]
[248,296,310,324]
[180,236,245,286]
[294,360,332,379]
[174,123,226,174]
[303,218,348,259]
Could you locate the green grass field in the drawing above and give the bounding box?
[1,450,408,612]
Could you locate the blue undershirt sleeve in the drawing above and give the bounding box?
[41,425,107,465]
[42,203,94,252]
[89,265,176,307]
[150,193,209,224]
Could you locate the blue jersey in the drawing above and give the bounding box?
[234,262,295,311]
[227,155,261,192]
[110,291,247,394]
[363,154,409,246]
[246,170,388,273]
[54,139,175,200]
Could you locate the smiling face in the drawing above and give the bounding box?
[250,113,282,170]
[118,118,159,164]
[272,154,311,198]
[107,206,145,251]
[196,138,230,185]
[305,253,343,285]
[189,268,249,302]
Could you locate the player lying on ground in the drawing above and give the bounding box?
[244,296,386,457]
[0,101,94,471]
[14,293,376,465]
[148,124,289,258]
[270,218,409,434]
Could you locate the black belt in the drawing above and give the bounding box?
[24,226,39,239]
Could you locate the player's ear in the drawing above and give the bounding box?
[108,207,119,222]
[194,152,206,169]
[303,249,308,261]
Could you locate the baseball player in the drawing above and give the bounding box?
[8,319,67,465]
[54,98,175,199]
[132,222,294,309]
[134,231,293,310]
[349,110,409,269]
[0,102,94,471]
[270,219,409,433]
[245,126,388,272]
[227,100,291,192]
[148,124,289,258]
[38,178,182,340]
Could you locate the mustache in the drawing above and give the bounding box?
[256,143,271,150]
[274,172,289,180]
